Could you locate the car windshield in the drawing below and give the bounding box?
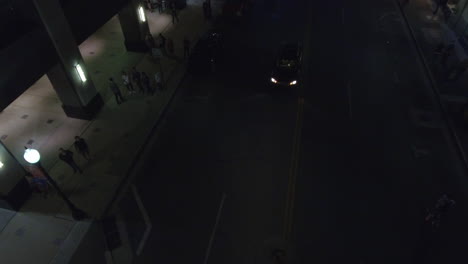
[277,59,296,68]
[277,45,298,68]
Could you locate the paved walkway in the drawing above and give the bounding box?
[403,0,468,94]
[401,0,468,155]
[0,0,224,263]
[399,3,468,262]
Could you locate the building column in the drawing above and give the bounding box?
[33,0,103,120]
[118,0,151,52]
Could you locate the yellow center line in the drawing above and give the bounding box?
[283,97,305,243]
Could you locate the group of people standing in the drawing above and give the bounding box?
[144,0,179,23]
[108,66,163,105]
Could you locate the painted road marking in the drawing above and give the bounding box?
[132,184,152,256]
[347,81,352,120]
[283,97,304,243]
[203,192,227,264]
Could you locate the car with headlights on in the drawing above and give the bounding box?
[270,42,302,87]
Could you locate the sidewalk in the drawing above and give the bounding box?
[400,3,468,262]
[403,0,468,95]
[0,1,222,263]
[401,0,468,148]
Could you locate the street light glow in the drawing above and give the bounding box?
[138,6,146,22]
[75,64,87,82]
[24,148,41,164]
[0,161,3,168]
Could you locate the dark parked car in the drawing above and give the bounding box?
[270,42,302,87]
[188,31,223,74]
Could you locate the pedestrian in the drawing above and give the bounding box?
[183,36,190,58]
[109,78,125,104]
[435,194,456,213]
[272,248,286,264]
[434,42,445,56]
[167,38,174,55]
[206,0,212,19]
[150,0,158,13]
[74,136,90,160]
[26,173,50,198]
[122,70,135,94]
[440,43,454,66]
[145,33,155,50]
[203,1,209,19]
[446,59,468,81]
[59,148,82,174]
[144,0,151,11]
[171,5,179,24]
[158,33,166,51]
[157,0,163,13]
[155,71,163,91]
[210,58,216,73]
[131,66,144,93]
[141,72,152,94]
[433,0,448,15]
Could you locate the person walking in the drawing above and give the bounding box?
[149,0,157,12]
[59,148,82,174]
[157,0,163,13]
[141,72,152,95]
[446,59,468,81]
[425,194,456,228]
[167,38,174,55]
[433,42,445,57]
[74,136,91,160]
[122,70,135,94]
[145,33,156,50]
[433,0,448,16]
[184,36,190,58]
[206,0,212,19]
[440,43,455,66]
[158,33,166,52]
[109,78,125,104]
[203,1,209,19]
[171,4,179,24]
[131,67,144,93]
[26,173,50,198]
[155,71,163,91]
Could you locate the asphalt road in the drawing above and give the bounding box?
[132,0,306,263]
[295,0,468,264]
[128,0,468,263]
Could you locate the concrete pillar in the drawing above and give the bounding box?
[33,0,103,120]
[118,0,151,52]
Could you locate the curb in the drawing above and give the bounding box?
[101,62,189,219]
[395,0,468,173]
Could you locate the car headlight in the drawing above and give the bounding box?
[289,80,297,85]
[271,77,278,83]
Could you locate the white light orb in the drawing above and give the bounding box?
[24,148,41,164]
